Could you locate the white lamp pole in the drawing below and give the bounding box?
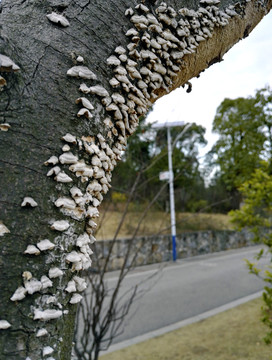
[167,126,177,261]
[152,120,185,261]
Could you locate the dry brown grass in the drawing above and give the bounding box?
[95,210,233,240]
[100,298,272,360]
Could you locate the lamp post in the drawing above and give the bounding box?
[152,120,185,261]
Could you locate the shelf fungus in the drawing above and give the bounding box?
[0,123,11,132]
[0,75,6,87]
[37,239,55,251]
[59,152,78,165]
[50,220,70,232]
[0,320,11,329]
[62,133,77,144]
[24,278,42,295]
[65,280,77,293]
[33,309,63,321]
[44,156,59,166]
[69,293,83,304]
[24,245,40,255]
[77,108,93,120]
[55,197,76,210]
[40,275,53,289]
[10,286,27,301]
[55,171,73,183]
[0,54,20,72]
[43,346,54,357]
[67,66,97,80]
[47,166,61,177]
[21,197,38,208]
[46,12,70,27]
[48,267,64,279]
[36,328,48,337]
[73,276,87,292]
[75,97,94,110]
[0,222,10,236]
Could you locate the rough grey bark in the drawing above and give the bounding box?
[0,0,271,359]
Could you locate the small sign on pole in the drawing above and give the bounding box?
[159,171,170,181]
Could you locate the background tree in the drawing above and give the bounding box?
[229,161,272,344]
[0,0,271,359]
[145,123,207,211]
[208,86,272,208]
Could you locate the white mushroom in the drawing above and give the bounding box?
[0,222,10,237]
[46,12,70,27]
[66,251,82,263]
[0,54,20,72]
[50,220,70,232]
[75,97,94,110]
[0,123,11,131]
[37,239,55,251]
[87,85,109,97]
[21,197,38,208]
[69,293,83,304]
[67,66,97,80]
[44,156,59,166]
[59,152,78,165]
[73,276,87,292]
[24,279,42,295]
[106,55,121,66]
[114,46,126,55]
[24,245,40,255]
[55,172,73,183]
[42,346,54,357]
[33,309,63,321]
[47,166,61,177]
[0,320,11,329]
[48,267,63,279]
[76,55,84,63]
[40,275,53,289]
[55,197,76,210]
[65,280,77,293]
[62,133,77,144]
[36,328,48,337]
[77,108,93,119]
[10,286,27,301]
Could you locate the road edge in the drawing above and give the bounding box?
[102,290,263,355]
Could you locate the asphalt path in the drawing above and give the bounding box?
[105,245,267,346]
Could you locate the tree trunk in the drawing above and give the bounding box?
[0,0,271,359]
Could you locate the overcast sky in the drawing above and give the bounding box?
[147,11,272,159]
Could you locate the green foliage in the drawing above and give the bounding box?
[208,85,272,200]
[111,116,208,212]
[229,163,272,344]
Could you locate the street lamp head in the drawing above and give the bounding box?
[151,120,185,129]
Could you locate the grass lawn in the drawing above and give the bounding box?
[95,211,233,240]
[100,298,272,360]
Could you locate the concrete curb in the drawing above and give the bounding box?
[102,290,263,355]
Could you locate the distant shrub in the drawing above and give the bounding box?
[112,191,127,203]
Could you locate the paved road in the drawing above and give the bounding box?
[105,246,266,345]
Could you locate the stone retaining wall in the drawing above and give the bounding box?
[92,230,254,271]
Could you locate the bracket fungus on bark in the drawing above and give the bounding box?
[0,54,20,72]
[21,197,38,208]
[0,320,11,330]
[37,239,55,251]
[46,12,70,27]
[67,66,97,80]
[0,222,10,236]
[0,123,11,132]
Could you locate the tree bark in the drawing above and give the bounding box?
[0,0,271,359]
